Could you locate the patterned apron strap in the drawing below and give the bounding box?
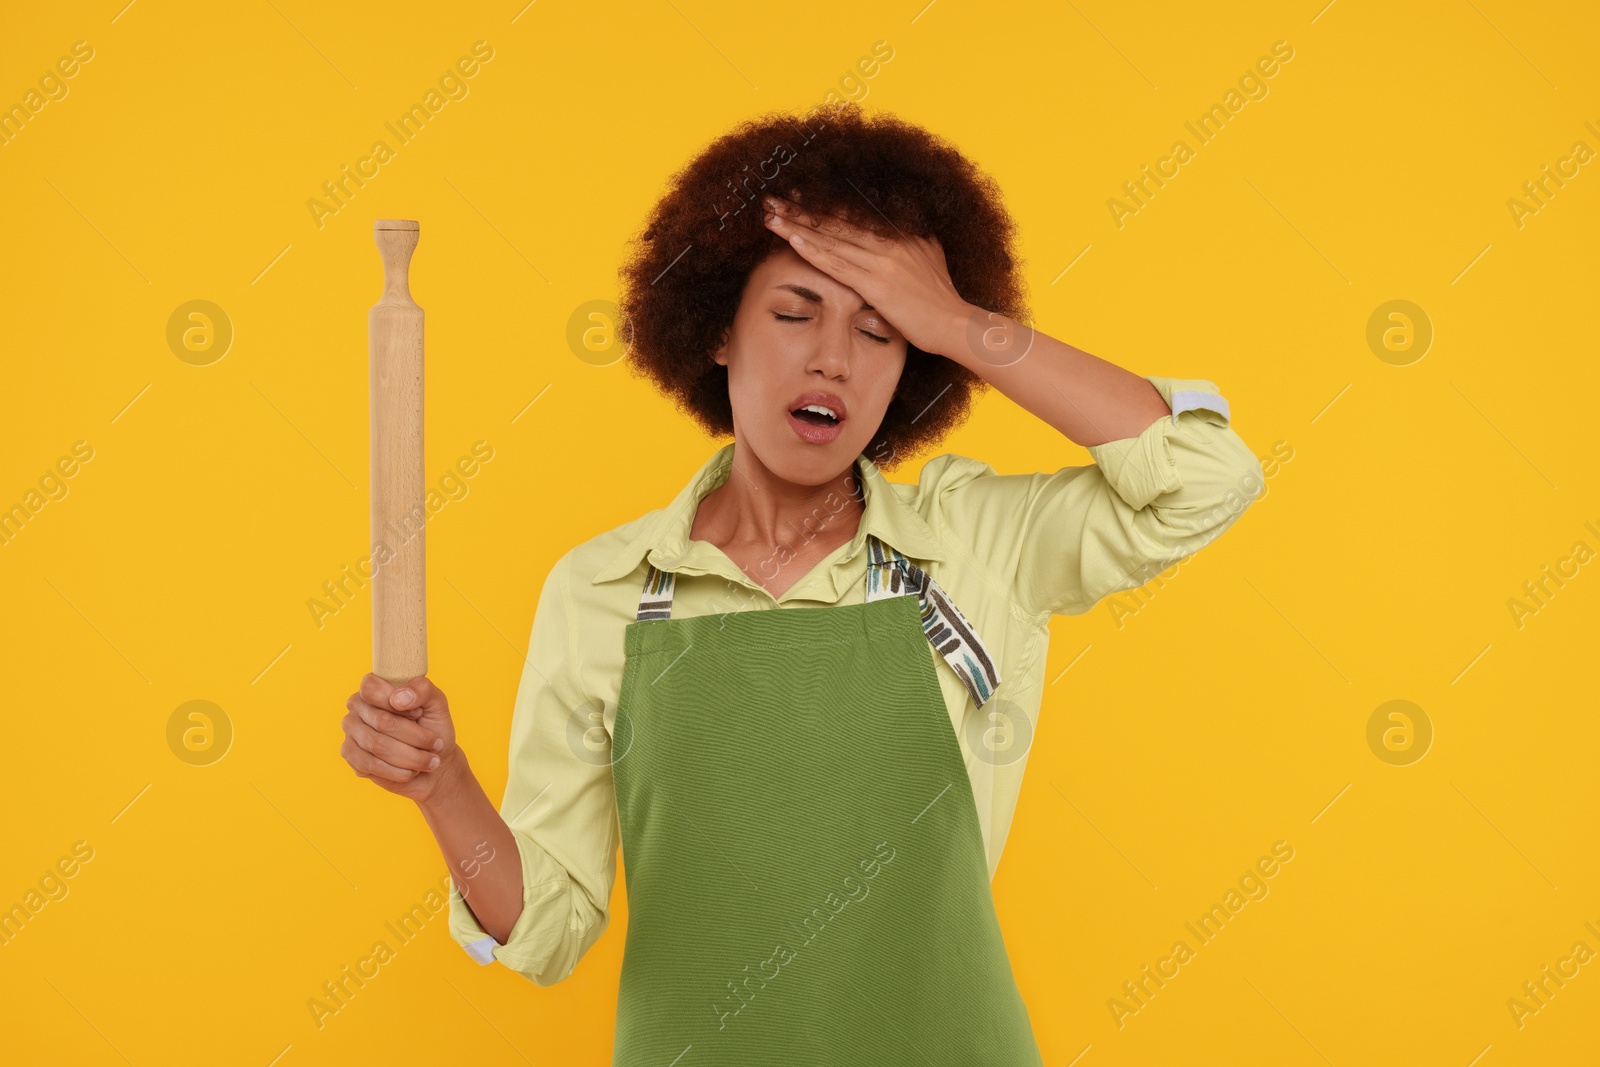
[636,537,1002,707]
[865,535,1003,708]
[636,562,677,621]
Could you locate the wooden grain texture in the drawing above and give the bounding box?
[369,219,427,684]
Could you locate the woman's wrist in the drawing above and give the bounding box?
[417,746,474,817]
[940,300,986,367]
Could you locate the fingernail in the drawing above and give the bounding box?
[394,690,413,707]
[428,756,440,770]
[433,738,444,752]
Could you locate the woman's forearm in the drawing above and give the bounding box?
[936,303,1172,447]
[417,749,524,944]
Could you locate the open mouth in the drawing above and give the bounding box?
[790,403,840,426]
[786,395,847,443]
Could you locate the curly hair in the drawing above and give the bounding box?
[616,102,1031,471]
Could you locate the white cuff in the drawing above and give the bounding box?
[1168,389,1230,424]
[463,935,500,966]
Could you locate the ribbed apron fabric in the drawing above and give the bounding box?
[609,533,1043,1065]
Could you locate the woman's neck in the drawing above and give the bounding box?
[689,442,866,596]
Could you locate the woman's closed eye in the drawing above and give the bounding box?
[772,312,891,344]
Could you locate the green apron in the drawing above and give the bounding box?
[610,532,1043,1065]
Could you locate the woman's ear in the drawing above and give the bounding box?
[710,328,730,366]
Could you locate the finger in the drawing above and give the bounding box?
[763,193,833,236]
[343,711,439,772]
[341,737,419,783]
[900,232,952,280]
[388,674,442,715]
[348,693,441,751]
[358,672,397,710]
[343,709,437,771]
[765,210,874,278]
[766,195,870,252]
[771,219,871,281]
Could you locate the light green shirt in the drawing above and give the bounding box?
[449,374,1261,985]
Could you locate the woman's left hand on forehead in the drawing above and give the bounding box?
[762,190,972,358]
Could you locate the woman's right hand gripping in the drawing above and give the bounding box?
[341,673,459,805]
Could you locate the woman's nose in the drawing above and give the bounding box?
[805,331,853,379]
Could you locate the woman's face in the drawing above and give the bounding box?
[712,245,908,486]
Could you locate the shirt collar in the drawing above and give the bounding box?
[590,441,946,585]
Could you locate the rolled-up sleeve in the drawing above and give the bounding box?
[927,375,1263,617]
[446,550,620,986]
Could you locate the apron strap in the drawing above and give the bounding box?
[864,536,1003,708]
[634,534,1003,707]
[635,562,677,622]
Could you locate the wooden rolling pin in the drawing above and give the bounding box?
[369,219,427,685]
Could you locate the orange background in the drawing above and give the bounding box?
[2,1,1596,1064]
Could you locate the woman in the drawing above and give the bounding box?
[341,104,1262,1064]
